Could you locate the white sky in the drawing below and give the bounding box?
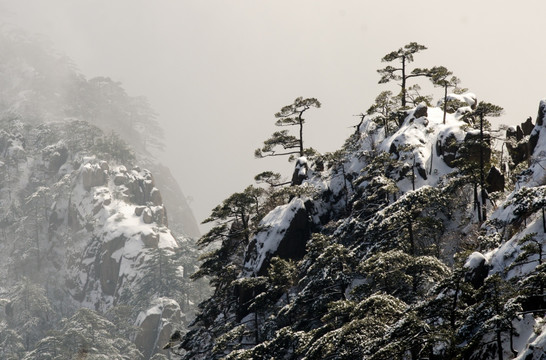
[1,0,545,232]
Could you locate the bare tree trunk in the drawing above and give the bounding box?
[443,85,448,124]
[479,113,487,221]
[401,56,407,107]
[298,111,304,156]
[496,327,503,360]
[408,219,415,256]
[411,157,416,191]
[474,183,482,223]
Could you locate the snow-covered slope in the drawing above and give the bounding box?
[0,118,203,358]
[0,28,208,358]
[183,95,546,360]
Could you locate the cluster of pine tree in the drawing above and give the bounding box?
[175,43,545,360]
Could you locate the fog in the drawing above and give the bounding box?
[2,0,545,232]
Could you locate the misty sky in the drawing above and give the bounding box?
[1,0,545,233]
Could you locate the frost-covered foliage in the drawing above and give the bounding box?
[177,72,546,359]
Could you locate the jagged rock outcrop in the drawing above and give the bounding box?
[529,100,546,156]
[243,198,311,277]
[486,166,504,193]
[67,159,179,310]
[505,116,539,168]
[42,141,68,172]
[81,162,107,190]
[413,102,428,119]
[291,157,308,186]
[436,132,460,167]
[522,117,534,136]
[142,162,201,239]
[135,298,182,359]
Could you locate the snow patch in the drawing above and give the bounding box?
[464,251,486,269]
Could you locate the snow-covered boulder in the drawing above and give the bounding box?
[413,102,428,119]
[81,162,107,190]
[135,298,182,359]
[42,141,68,172]
[464,251,489,289]
[244,198,310,276]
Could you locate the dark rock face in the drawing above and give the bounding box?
[389,143,399,158]
[486,166,504,193]
[416,163,427,180]
[436,133,459,168]
[506,140,530,167]
[522,116,534,136]
[270,207,310,269]
[150,188,163,206]
[413,103,428,119]
[516,126,524,141]
[530,101,546,156]
[465,256,490,289]
[437,130,493,169]
[505,115,540,168]
[98,236,126,296]
[506,127,517,140]
[253,206,310,277]
[141,231,159,247]
[462,132,491,164]
[237,203,310,320]
[291,158,308,186]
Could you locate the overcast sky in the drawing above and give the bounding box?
[1,0,545,232]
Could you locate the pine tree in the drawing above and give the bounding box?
[26,308,143,359]
[366,90,399,135]
[474,102,503,221]
[459,274,520,360]
[131,246,190,313]
[255,97,321,161]
[428,66,462,124]
[180,186,266,359]
[4,279,53,351]
[377,42,429,108]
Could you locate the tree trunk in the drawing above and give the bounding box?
[408,219,415,256]
[510,325,518,358]
[254,307,259,344]
[429,143,434,175]
[35,204,41,271]
[542,207,546,233]
[496,327,503,360]
[479,113,487,221]
[298,111,304,156]
[411,157,416,191]
[443,85,448,124]
[401,56,407,107]
[474,183,482,223]
[451,277,460,330]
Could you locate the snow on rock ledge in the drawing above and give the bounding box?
[463,251,489,289]
[243,197,310,276]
